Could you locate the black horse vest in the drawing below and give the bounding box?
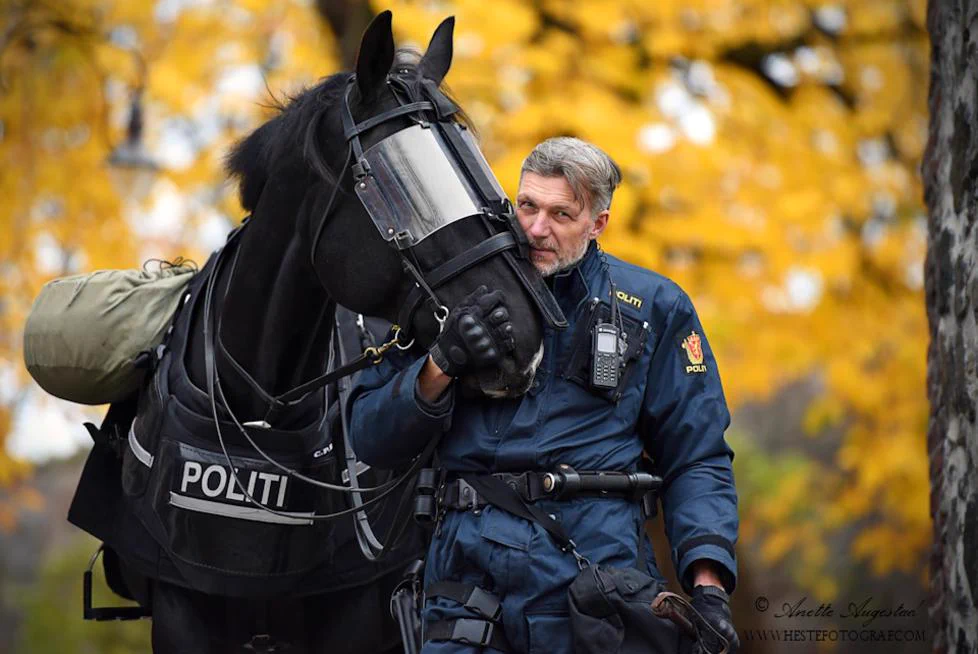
[68,247,423,598]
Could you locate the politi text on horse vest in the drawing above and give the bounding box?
[180,461,290,508]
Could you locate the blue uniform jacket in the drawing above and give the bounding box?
[349,242,739,593]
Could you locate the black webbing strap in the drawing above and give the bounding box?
[460,474,577,554]
[426,618,510,652]
[426,581,502,621]
[397,232,517,334]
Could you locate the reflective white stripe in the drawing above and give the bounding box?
[341,461,371,484]
[168,492,314,525]
[128,424,154,468]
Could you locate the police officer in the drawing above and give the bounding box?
[349,137,739,653]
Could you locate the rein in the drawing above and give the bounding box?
[202,226,441,526]
[196,68,552,545]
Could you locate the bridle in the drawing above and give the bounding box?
[199,68,566,545]
[311,70,567,341]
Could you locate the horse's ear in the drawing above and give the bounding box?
[355,10,395,97]
[419,16,454,85]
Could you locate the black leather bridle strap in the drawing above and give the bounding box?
[272,351,379,405]
[397,231,518,334]
[344,101,434,141]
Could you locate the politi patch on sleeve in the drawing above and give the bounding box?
[680,331,708,374]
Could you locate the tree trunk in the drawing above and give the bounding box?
[315,0,375,69]
[923,1,978,652]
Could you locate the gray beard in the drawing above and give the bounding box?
[540,235,591,278]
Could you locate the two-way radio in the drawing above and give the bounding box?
[591,281,625,389]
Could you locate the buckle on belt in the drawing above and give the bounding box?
[465,586,502,621]
[452,618,495,647]
[455,478,479,511]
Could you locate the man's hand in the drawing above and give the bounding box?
[428,285,515,379]
[690,585,739,654]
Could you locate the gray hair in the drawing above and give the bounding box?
[520,137,623,216]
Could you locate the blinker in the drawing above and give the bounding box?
[342,73,567,330]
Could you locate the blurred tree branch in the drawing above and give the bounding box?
[315,0,374,69]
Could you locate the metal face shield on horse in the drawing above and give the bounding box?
[340,74,567,336]
[354,123,500,248]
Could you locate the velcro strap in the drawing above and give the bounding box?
[426,618,510,652]
[426,581,502,621]
[676,534,736,561]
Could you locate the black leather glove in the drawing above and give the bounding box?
[428,285,515,378]
[690,585,739,654]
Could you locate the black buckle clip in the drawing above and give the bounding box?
[465,586,502,622]
[452,618,495,647]
[455,478,479,511]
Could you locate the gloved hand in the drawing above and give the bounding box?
[428,285,515,378]
[690,585,739,654]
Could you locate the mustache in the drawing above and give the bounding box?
[529,239,557,252]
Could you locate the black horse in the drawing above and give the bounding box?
[68,11,556,653]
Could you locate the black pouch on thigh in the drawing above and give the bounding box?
[568,565,689,654]
[561,298,651,403]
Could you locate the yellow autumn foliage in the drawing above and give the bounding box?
[1,0,929,595]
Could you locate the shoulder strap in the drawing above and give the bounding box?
[460,473,587,567]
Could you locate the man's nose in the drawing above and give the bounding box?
[525,214,551,239]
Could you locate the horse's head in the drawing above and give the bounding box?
[236,11,560,397]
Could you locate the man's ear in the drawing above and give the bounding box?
[419,16,454,85]
[591,210,610,239]
[355,10,395,98]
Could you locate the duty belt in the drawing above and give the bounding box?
[415,466,662,520]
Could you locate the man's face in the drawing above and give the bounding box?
[515,172,609,277]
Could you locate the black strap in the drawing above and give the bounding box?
[437,121,508,212]
[460,474,577,554]
[676,534,736,562]
[421,78,459,121]
[426,618,510,652]
[344,101,435,141]
[83,546,152,621]
[334,312,384,560]
[426,232,518,291]
[201,234,440,519]
[397,232,518,335]
[426,581,502,621]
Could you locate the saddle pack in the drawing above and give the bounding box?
[24,260,196,405]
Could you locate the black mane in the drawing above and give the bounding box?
[226,54,474,214]
[225,72,352,212]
